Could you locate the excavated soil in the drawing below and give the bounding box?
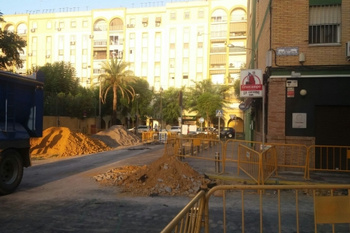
[30,127,112,158]
[30,125,213,196]
[91,125,141,148]
[93,155,213,196]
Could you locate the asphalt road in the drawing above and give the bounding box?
[0,144,192,233]
[2,143,349,233]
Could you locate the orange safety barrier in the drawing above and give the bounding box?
[237,144,277,185]
[162,184,350,233]
[306,145,350,179]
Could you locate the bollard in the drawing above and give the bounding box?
[215,152,221,173]
[178,147,184,161]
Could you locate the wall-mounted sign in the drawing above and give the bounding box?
[292,113,307,128]
[240,69,263,98]
[276,47,299,56]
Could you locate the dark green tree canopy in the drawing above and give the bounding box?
[186,79,230,125]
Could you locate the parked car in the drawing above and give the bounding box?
[137,125,150,133]
[169,125,181,134]
[220,127,235,139]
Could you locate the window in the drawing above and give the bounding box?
[184,11,190,20]
[82,20,88,28]
[309,4,341,44]
[170,12,176,20]
[198,9,204,19]
[71,21,76,28]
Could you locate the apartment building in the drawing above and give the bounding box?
[1,0,247,129]
[246,0,350,147]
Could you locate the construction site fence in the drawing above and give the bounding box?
[162,136,350,184]
[161,184,350,233]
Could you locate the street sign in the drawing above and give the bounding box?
[216,110,223,117]
[240,69,263,98]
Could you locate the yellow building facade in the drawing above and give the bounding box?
[1,0,247,129]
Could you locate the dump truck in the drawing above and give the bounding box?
[0,70,44,195]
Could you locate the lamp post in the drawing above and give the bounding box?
[135,93,140,133]
[160,87,163,131]
[98,76,102,131]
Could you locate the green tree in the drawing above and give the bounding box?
[40,61,79,95]
[186,79,230,126]
[99,58,136,125]
[232,78,244,102]
[157,87,183,125]
[0,12,26,70]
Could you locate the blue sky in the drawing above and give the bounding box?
[1,0,172,15]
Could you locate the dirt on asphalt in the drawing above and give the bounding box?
[29,125,213,197]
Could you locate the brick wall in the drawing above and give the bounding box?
[267,78,286,141]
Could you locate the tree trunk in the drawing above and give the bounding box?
[112,84,118,125]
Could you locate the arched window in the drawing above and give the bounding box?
[231,9,247,22]
[94,19,107,31]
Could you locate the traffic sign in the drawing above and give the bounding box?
[199,117,204,123]
[216,110,223,117]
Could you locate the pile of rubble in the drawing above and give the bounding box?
[94,155,214,196]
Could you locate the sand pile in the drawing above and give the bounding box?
[92,125,141,148]
[30,127,112,158]
[94,155,213,196]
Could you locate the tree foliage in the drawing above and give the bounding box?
[39,61,96,118]
[186,79,230,126]
[0,12,26,70]
[40,61,79,95]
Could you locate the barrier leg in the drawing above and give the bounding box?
[215,152,221,173]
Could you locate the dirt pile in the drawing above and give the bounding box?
[30,127,112,158]
[91,125,141,148]
[94,155,213,196]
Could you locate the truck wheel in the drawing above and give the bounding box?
[0,150,23,195]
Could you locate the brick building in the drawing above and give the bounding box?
[246,0,350,147]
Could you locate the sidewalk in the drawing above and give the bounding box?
[182,155,350,186]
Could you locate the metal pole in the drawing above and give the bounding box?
[98,79,102,131]
[262,85,265,148]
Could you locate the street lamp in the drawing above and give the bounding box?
[159,87,163,131]
[135,93,140,133]
[98,75,102,131]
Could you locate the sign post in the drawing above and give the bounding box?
[216,110,223,138]
[240,69,265,146]
[199,117,204,132]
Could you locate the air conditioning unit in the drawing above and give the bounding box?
[57,28,61,31]
[346,41,350,58]
[70,41,76,45]
[31,28,36,33]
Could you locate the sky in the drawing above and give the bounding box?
[1,0,173,15]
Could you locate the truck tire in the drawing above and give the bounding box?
[0,150,23,195]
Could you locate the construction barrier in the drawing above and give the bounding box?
[237,144,277,185]
[165,137,350,184]
[306,145,350,179]
[160,190,206,233]
[162,184,350,233]
[166,135,224,174]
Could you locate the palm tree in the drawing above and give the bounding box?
[99,58,136,125]
[186,79,230,127]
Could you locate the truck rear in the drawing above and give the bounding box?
[0,71,44,195]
